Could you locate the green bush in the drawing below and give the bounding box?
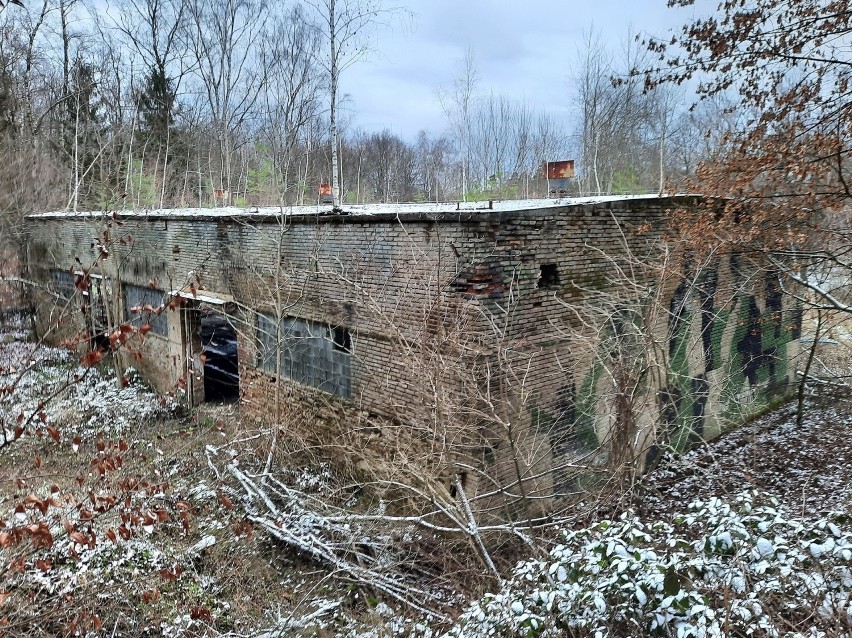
[447,491,852,638]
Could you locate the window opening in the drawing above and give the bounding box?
[538,264,560,288]
[124,284,168,336]
[256,313,352,398]
[52,270,109,348]
[84,276,109,348]
[333,326,351,352]
[50,270,77,301]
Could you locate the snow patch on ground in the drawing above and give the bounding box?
[0,335,178,441]
[6,334,850,638]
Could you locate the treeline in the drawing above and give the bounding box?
[0,0,720,214]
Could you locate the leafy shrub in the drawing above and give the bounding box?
[447,491,852,638]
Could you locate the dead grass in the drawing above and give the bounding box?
[0,381,359,637]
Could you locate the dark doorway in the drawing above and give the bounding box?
[200,313,239,402]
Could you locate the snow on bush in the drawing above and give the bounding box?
[447,491,852,638]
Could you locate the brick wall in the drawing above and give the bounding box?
[25,198,800,504]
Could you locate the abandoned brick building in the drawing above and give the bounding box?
[25,196,801,502]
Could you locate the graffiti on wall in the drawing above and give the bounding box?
[531,257,797,471]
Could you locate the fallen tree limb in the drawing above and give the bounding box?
[206,446,453,623]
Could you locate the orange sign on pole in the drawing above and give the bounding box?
[545,160,575,180]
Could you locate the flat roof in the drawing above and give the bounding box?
[29,194,700,223]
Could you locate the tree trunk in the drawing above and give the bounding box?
[329,0,340,208]
[797,309,821,427]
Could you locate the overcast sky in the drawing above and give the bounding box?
[340,0,712,141]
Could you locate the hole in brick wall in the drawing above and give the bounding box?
[538,264,560,288]
[451,262,507,299]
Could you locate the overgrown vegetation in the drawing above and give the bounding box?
[449,491,852,638]
[2,327,851,637]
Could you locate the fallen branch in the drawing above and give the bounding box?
[206,446,453,623]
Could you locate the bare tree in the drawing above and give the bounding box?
[414,129,451,202]
[301,0,402,209]
[185,0,268,200]
[438,46,478,202]
[105,0,189,207]
[572,28,686,195]
[258,6,324,203]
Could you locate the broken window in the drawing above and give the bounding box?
[50,270,77,301]
[256,313,352,398]
[123,284,168,336]
[52,271,110,348]
[332,326,351,352]
[84,276,109,338]
[538,263,560,288]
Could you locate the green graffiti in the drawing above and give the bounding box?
[664,304,695,453]
[718,293,793,423]
[574,361,602,451]
[719,297,750,414]
[710,308,731,372]
[529,404,553,435]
